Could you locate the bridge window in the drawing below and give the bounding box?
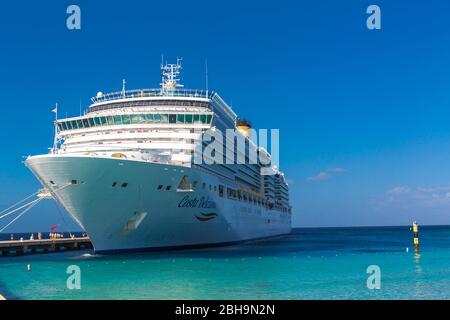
[130,115,139,124]
[60,112,214,132]
[114,115,122,125]
[106,116,114,125]
[131,114,144,124]
[122,115,131,124]
[145,114,154,122]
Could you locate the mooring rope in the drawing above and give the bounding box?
[0,190,40,216]
[0,198,43,233]
[0,182,72,224]
[0,198,41,221]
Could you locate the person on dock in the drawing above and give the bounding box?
[38,232,42,240]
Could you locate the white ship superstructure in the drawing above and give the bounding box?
[26,60,292,253]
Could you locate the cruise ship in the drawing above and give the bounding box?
[25,60,292,253]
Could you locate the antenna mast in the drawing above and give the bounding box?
[160,57,183,95]
[122,79,126,98]
[205,58,209,96]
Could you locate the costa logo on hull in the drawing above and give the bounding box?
[178,195,216,209]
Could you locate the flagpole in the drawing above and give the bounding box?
[52,103,58,154]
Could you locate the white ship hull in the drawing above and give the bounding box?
[26,155,292,253]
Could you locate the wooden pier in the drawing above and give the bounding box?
[0,237,92,257]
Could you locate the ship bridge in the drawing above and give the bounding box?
[52,59,237,167]
[88,88,212,113]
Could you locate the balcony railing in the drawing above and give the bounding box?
[91,88,210,104]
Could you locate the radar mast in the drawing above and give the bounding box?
[160,57,184,95]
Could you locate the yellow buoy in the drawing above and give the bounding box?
[412,221,419,252]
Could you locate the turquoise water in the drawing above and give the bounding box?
[1,226,450,300]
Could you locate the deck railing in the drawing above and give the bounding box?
[91,88,210,104]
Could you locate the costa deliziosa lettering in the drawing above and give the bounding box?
[178,195,217,209]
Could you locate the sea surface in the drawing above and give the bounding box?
[1,226,450,300]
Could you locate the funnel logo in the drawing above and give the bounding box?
[195,212,218,221]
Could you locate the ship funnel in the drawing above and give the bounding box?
[236,118,252,137]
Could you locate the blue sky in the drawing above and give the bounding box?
[1,0,450,231]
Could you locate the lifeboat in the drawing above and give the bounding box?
[111,153,127,159]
